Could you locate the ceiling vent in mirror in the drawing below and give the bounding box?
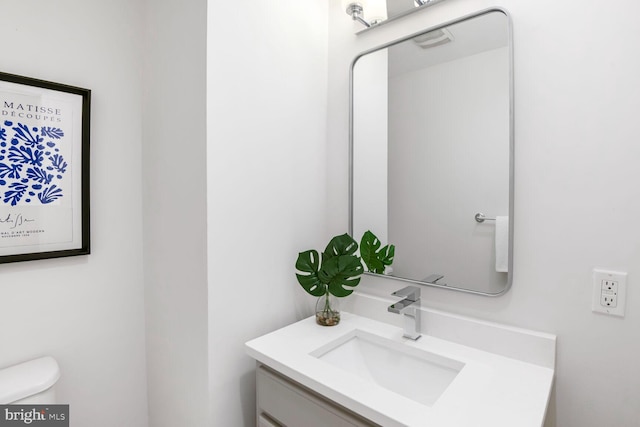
[412,28,454,49]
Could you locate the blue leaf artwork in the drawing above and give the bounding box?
[0,163,22,179]
[26,167,53,184]
[8,146,44,166]
[38,185,63,204]
[4,183,27,206]
[0,122,67,206]
[49,154,67,173]
[12,123,44,147]
[41,127,64,139]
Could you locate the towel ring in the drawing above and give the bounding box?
[475,213,496,223]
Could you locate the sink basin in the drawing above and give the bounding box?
[310,330,464,406]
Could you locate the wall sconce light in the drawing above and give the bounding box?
[342,0,387,29]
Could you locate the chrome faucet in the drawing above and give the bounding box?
[388,286,421,340]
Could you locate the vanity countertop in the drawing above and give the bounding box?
[245,312,555,427]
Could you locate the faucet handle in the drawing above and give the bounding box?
[392,286,421,301]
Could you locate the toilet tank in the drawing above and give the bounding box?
[0,356,60,404]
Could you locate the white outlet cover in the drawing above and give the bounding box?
[592,269,627,317]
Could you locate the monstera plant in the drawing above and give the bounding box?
[359,230,395,274]
[295,231,394,326]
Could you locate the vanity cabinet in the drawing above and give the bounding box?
[256,364,380,427]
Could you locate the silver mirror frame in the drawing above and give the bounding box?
[348,8,514,296]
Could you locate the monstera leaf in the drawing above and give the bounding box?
[319,254,363,297]
[360,230,395,274]
[295,249,326,296]
[295,233,364,298]
[322,233,358,261]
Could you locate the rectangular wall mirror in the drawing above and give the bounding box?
[349,8,513,295]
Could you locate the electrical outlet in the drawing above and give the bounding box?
[600,293,617,308]
[601,280,618,293]
[592,269,627,317]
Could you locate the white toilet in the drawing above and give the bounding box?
[0,356,60,404]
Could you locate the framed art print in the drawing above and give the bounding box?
[0,72,90,263]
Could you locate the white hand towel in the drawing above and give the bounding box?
[495,216,509,273]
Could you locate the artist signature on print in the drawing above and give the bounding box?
[0,121,67,206]
[0,213,35,230]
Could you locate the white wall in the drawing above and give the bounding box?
[142,0,209,426]
[388,47,509,290]
[207,1,328,426]
[0,1,148,426]
[328,1,640,426]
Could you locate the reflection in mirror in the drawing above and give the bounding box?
[350,9,513,295]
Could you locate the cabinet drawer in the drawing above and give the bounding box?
[258,413,282,427]
[256,365,378,427]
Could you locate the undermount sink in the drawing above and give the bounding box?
[310,329,464,406]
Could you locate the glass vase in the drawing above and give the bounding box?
[315,292,340,326]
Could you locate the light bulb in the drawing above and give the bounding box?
[367,0,387,23]
[341,0,368,13]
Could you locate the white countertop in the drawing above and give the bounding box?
[246,312,555,427]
